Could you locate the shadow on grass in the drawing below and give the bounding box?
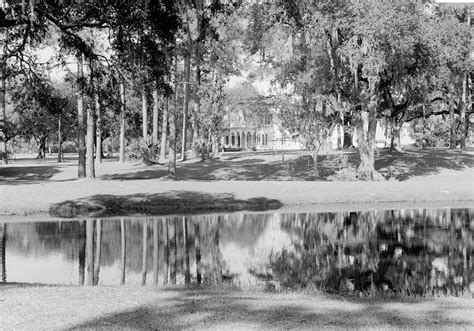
[0,165,65,185]
[67,288,472,329]
[375,148,474,181]
[99,158,283,181]
[49,191,283,218]
[0,282,62,288]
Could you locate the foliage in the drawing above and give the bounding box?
[410,115,451,148]
[126,138,160,165]
[9,75,75,153]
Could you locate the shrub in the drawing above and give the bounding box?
[126,139,160,164]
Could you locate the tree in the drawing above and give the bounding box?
[10,75,73,159]
[278,95,344,174]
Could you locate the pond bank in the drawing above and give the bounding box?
[0,175,472,218]
[1,174,473,218]
[1,150,473,218]
[1,284,473,329]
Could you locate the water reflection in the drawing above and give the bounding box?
[1,208,472,296]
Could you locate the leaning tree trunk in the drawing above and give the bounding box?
[152,87,159,144]
[0,66,7,164]
[77,54,86,178]
[86,86,96,178]
[180,52,191,162]
[357,80,382,181]
[159,94,169,163]
[119,81,126,163]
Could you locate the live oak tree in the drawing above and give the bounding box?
[10,75,74,159]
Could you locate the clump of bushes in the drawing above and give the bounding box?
[126,139,160,165]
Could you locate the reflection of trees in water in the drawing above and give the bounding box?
[271,209,472,296]
[141,219,148,285]
[152,219,159,285]
[120,219,126,285]
[78,221,85,285]
[3,214,250,286]
[4,208,469,295]
[1,224,6,282]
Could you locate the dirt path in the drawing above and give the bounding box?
[0,149,473,218]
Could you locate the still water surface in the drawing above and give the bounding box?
[1,208,472,296]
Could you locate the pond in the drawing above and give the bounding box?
[1,208,472,297]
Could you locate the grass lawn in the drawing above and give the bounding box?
[0,147,473,218]
[2,284,473,330]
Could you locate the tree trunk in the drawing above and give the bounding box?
[119,81,126,163]
[168,98,177,176]
[356,81,382,180]
[141,219,148,285]
[153,218,159,285]
[95,84,102,164]
[152,87,159,144]
[449,99,456,149]
[195,221,201,284]
[461,74,467,150]
[37,137,46,159]
[311,149,319,175]
[168,51,178,176]
[142,91,148,142]
[57,116,63,162]
[159,95,168,163]
[192,55,201,153]
[180,53,191,161]
[0,66,7,164]
[93,219,101,285]
[390,116,403,152]
[77,55,86,178]
[86,86,96,178]
[86,220,94,286]
[1,224,6,282]
[120,218,126,285]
